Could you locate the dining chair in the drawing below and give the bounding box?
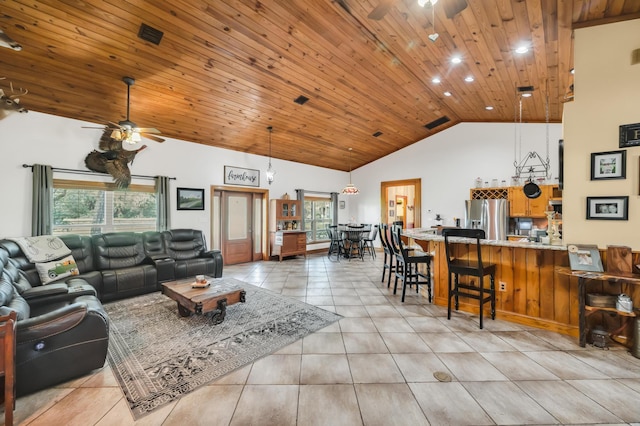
[391,226,432,302]
[326,225,344,261]
[442,228,496,329]
[362,225,378,259]
[344,225,365,260]
[379,224,395,286]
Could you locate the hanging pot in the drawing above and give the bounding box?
[523,178,541,199]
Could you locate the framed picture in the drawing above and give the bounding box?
[389,200,394,208]
[619,122,640,148]
[177,187,204,210]
[586,196,628,220]
[567,244,604,272]
[389,210,394,217]
[223,165,260,187]
[339,200,345,209]
[590,150,626,180]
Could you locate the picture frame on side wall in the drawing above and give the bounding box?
[567,244,604,272]
[586,196,628,220]
[590,150,626,180]
[177,187,205,210]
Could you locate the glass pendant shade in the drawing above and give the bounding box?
[266,126,275,185]
[341,148,359,195]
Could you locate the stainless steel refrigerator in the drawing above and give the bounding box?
[464,199,509,240]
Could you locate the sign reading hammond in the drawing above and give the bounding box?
[224,166,260,187]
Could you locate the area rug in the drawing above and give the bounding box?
[104,283,341,419]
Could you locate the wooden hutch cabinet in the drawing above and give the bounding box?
[269,199,306,261]
[507,185,553,218]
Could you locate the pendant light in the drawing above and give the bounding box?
[341,148,359,195]
[265,126,275,185]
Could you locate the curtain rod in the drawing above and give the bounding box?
[295,189,336,196]
[22,164,176,181]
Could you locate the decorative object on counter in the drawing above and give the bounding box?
[282,192,290,200]
[474,177,483,188]
[177,187,205,210]
[616,294,633,313]
[590,150,626,180]
[491,179,499,187]
[341,147,359,195]
[567,244,603,272]
[265,126,276,185]
[619,122,640,148]
[586,196,628,220]
[545,209,562,245]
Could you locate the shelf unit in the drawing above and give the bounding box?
[470,187,509,200]
[269,199,306,261]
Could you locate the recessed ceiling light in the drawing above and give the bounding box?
[515,45,529,54]
[432,77,441,84]
[443,91,452,97]
[451,56,461,64]
[464,76,474,82]
[485,106,494,110]
[521,93,532,98]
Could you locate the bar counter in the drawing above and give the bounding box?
[402,228,577,337]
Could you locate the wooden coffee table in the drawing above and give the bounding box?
[162,277,246,324]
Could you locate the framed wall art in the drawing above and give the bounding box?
[619,122,640,148]
[590,150,626,180]
[586,196,628,220]
[567,244,604,272]
[177,187,205,210]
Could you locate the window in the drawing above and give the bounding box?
[53,179,157,235]
[303,196,333,243]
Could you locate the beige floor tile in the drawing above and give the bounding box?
[516,380,622,424]
[438,352,509,381]
[393,353,453,382]
[300,354,353,384]
[380,332,431,353]
[273,339,303,354]
[26,388,122,426]
[355,383,429,426]
[305,295,334,305]
[342,332,389,354]
[410,382,494,425]
[524,351,610,379]
[80,365,120,388]
[333,295,363,305]
[493,330,560,351]
[355,288,384,296]
[95,397,176,426]
[365,305,402,318]
[335,305,370,318]
[163,385,243,426]
[436,315,482,332]
[481,351,560,380]
[619,378,640,393]
[9,387,74,426]
[456,330,517,352]
[394,305,431,317]
[567,379,640,422]
[246,354,301,384]
[348,354,405,383]
[339,317,377,333]
[298,385,363,426]
[405,316,451,332]
[302,332,345,354]
[359,295,390,305]
[306,288,332,296]
[371,317,413,333]
[464,381,558,425]
[419,332,475,353]
[230,385,298,426]
[567,349,640,378]
[332,288,358,296]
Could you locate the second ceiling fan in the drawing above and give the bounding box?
[367,0,467,21]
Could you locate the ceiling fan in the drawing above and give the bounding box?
[84,76,164,144]
[367,0,467,21]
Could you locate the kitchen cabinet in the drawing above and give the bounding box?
[508,185,554,217]
[269,199,306,261]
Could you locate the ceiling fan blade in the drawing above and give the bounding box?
[135,127,161,134]
[443,0,467,19]
[81,126,107,129]
[367,0,396,20]
[141,133,165,143]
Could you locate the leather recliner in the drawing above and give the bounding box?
[162,229,223,279]
[0,249,109,396]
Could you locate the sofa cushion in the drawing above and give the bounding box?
[35,254,79,284]
[59,235,95,274]
[92,232,146,270]
[162,229,206,260]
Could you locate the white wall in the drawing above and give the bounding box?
[0,111,561,246]
[352,122,562,228]
[0,112,348,239]
[563,19,640,250]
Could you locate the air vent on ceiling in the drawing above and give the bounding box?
[294,95,309,105]
[424,116,450,130]
[517,85,534,92]
[138,23,164,45]
[372,131,383,137]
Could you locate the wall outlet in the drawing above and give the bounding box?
[499,281,507,292]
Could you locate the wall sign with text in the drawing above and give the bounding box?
[224,166,260,187]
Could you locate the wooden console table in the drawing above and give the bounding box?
[557,267,640,347]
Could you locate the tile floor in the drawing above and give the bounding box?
[6,252,640,425]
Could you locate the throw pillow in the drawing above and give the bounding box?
[35,254,79,285]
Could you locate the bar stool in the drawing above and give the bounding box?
[391,226,432,303]
[442,228,496,329]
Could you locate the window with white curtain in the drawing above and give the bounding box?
[52,179,157,235]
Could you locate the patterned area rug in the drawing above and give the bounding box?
[104,283,341,419]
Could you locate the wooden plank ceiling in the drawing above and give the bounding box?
[0,1,638,171]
